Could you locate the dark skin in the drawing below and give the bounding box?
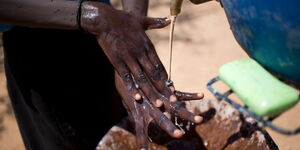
[0,0,204,149]
[81,2,179,107]
[115,72,204,150]
[82,1,204,149]
[0,0,78,29]
[106,1,204,149]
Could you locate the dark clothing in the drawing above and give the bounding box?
[3,27,126,150]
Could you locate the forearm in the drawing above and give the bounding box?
[0,0,79,29]
[121,0,148,16]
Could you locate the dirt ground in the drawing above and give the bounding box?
[0,1,299,150]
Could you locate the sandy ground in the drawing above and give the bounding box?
[0,1,299,150]
[0,33,25,149]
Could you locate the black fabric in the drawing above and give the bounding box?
[3,27,126,150]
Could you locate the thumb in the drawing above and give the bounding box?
[143,17,171,30]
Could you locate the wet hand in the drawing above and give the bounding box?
[115,72,204,150]
[81,2,179,107]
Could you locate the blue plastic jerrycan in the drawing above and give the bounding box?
[220,0,300,87]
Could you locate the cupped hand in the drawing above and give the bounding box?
[115,72,204,150]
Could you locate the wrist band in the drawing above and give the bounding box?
[77,0,85,32]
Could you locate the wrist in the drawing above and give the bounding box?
[76,0,85,31]
[122,0,148,16]
[80,1,110,34]
[80,1,99,34]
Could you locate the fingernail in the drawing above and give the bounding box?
[134,93,142,100]
[173,129,184,138]
[197,93,204,98]
[170,95,177,102]
[194,116,203,123]
[170,86,175,92]
[156,99,163,107]
[141,148,147,150]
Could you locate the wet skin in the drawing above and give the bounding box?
[81,2,204,149]
[0,0,204,149]
[81,2,178,107]
[115,72,204,150]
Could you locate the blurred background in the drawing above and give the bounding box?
[0,0,299,149]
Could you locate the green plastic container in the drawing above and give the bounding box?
[219,58,299,117]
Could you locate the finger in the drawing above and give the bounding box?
[177,108,203,123]
[137,54,165,107]
[115,72,140,114]
[126,57,163,107]
[144,42,177,102]
[135,120,149,150]
[115,67,141,101]
[143,17,171,30]
[137,91,184,138]
[145,41,168,81]
[116,70,151,150]
[132,100,149,150]
[137,53,161,85]
[175,91,204,101]
[166,101,203,123]
[150,107,184,138]
[169,86,175,92]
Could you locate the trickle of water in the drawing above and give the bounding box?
[175,117,185,134]
[186,121,191,131]
[148,136,153,142]
[168,16,177,80]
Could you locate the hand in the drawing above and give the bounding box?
[81,3,204,149]
[81,2,188,108]
[115,72,204,150]
[81,2,172,105]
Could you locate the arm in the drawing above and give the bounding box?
[0,0,172,113]
[0,0,170,97]
[121,0,148,15]
[0,0,79,29]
